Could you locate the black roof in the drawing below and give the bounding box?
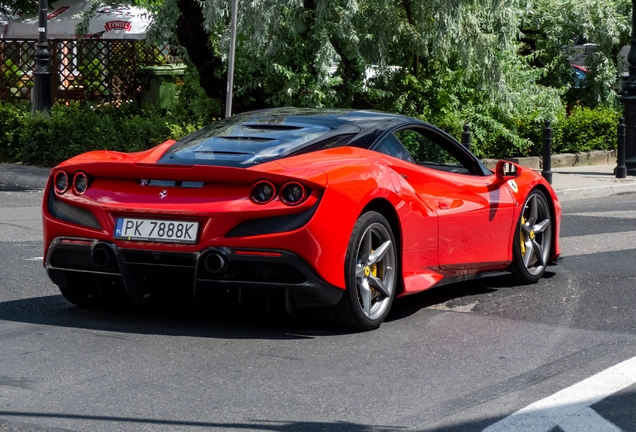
[158,108,425,168]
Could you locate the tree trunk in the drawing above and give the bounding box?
[175,0,225,101]
[402,0,418,77]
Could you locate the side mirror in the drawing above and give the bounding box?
[495,160,521,181]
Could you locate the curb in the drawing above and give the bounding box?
[0,163,50,189]
[481,149,616,170]
[555,183,636,202]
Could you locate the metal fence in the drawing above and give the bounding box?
[0,39,176,103]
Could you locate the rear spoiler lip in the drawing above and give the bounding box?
[49,161,328,189]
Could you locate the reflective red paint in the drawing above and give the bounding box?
[43,141,561,297]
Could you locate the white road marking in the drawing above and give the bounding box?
[560,231,636,256]
[566,210,636,219]
[483,356,636,432]
[24,257,43,261]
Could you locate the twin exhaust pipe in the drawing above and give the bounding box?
[91,242,116,269]
[91,242,228,274]
[203,252,228,274]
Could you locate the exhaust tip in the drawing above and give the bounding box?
[204,253,228,274]
[92,243,115,269]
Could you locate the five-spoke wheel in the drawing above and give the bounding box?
[325,211,397,330]
[510,190,553,283]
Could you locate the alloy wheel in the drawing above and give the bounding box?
[354,222,396,321]
[519,193,552,276]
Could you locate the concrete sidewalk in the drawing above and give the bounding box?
[1,162,636,202]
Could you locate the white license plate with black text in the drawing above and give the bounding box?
[114,218,199,243]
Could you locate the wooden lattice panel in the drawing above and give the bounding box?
[0,39,176,103]
[0,40,36,100]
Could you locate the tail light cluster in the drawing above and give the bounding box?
[53,170,89,195]
[250,180,309,206]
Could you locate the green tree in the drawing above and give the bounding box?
[519,0,631,106]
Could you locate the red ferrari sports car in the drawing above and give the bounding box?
[42,108,561,330]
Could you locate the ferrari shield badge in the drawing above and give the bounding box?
[507,179,519,193]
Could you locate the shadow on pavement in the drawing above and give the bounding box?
[0,272,545,340]
[387,273,531,322]
[2,385,634,431]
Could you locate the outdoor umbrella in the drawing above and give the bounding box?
[4,0,150,40]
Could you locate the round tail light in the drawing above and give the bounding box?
[54,170,69,194]
[250,180,276,204]
[73,172,88,194]
[280,181,308,206]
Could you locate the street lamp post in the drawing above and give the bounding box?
[31,0,52,113]
[622,0,636,175]
[224,0,238,118]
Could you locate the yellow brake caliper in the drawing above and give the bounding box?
[366,249,378,278]
[520,216,526,256]
[364,250,379,297]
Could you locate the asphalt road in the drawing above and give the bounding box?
[1,183,635,432]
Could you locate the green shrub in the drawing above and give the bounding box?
[0,101,201,167]
[551,106,620,154]
[0,101,30,161]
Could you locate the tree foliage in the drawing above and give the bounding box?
[2,0,628,156]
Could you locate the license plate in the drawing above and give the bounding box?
[114,218,199,244]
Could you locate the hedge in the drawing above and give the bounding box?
[0,101,621,168]
[0,102,198,167]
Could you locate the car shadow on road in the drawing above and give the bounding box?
[387,271,556,322]
[0,272,555,340]
[0,291,360,340]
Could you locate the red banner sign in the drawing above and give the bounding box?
[104,21,132,32]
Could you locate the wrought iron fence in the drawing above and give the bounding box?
[0,39,176,103]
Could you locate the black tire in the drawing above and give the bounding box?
[510,189,553,284]
[320,211,398,331]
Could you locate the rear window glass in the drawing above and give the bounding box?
[159,115,357,167]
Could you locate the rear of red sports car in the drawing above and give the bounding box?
[43,107,561,330]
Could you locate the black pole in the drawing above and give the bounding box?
[31,0,52,113]
[461,124,471,150]
[621,0,636,175]
[542,120,553,184]
[617,117,627,178]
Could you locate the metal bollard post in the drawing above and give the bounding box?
[616,117,627,179]
[461,124,471,151]
[542,120,553,184]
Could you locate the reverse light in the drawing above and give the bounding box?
[251,180,276,204]
[54,171,69,194]
[280,181,308,206]
[73,172,88,194]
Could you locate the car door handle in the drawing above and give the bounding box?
[401,174,408,179]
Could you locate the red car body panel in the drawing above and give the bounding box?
[44,144,561,297]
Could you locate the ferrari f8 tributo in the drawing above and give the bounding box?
[43,108,561,330]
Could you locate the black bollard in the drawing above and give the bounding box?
[461,124,471,151]
[542,120,553,184]
[616,117,627,179]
